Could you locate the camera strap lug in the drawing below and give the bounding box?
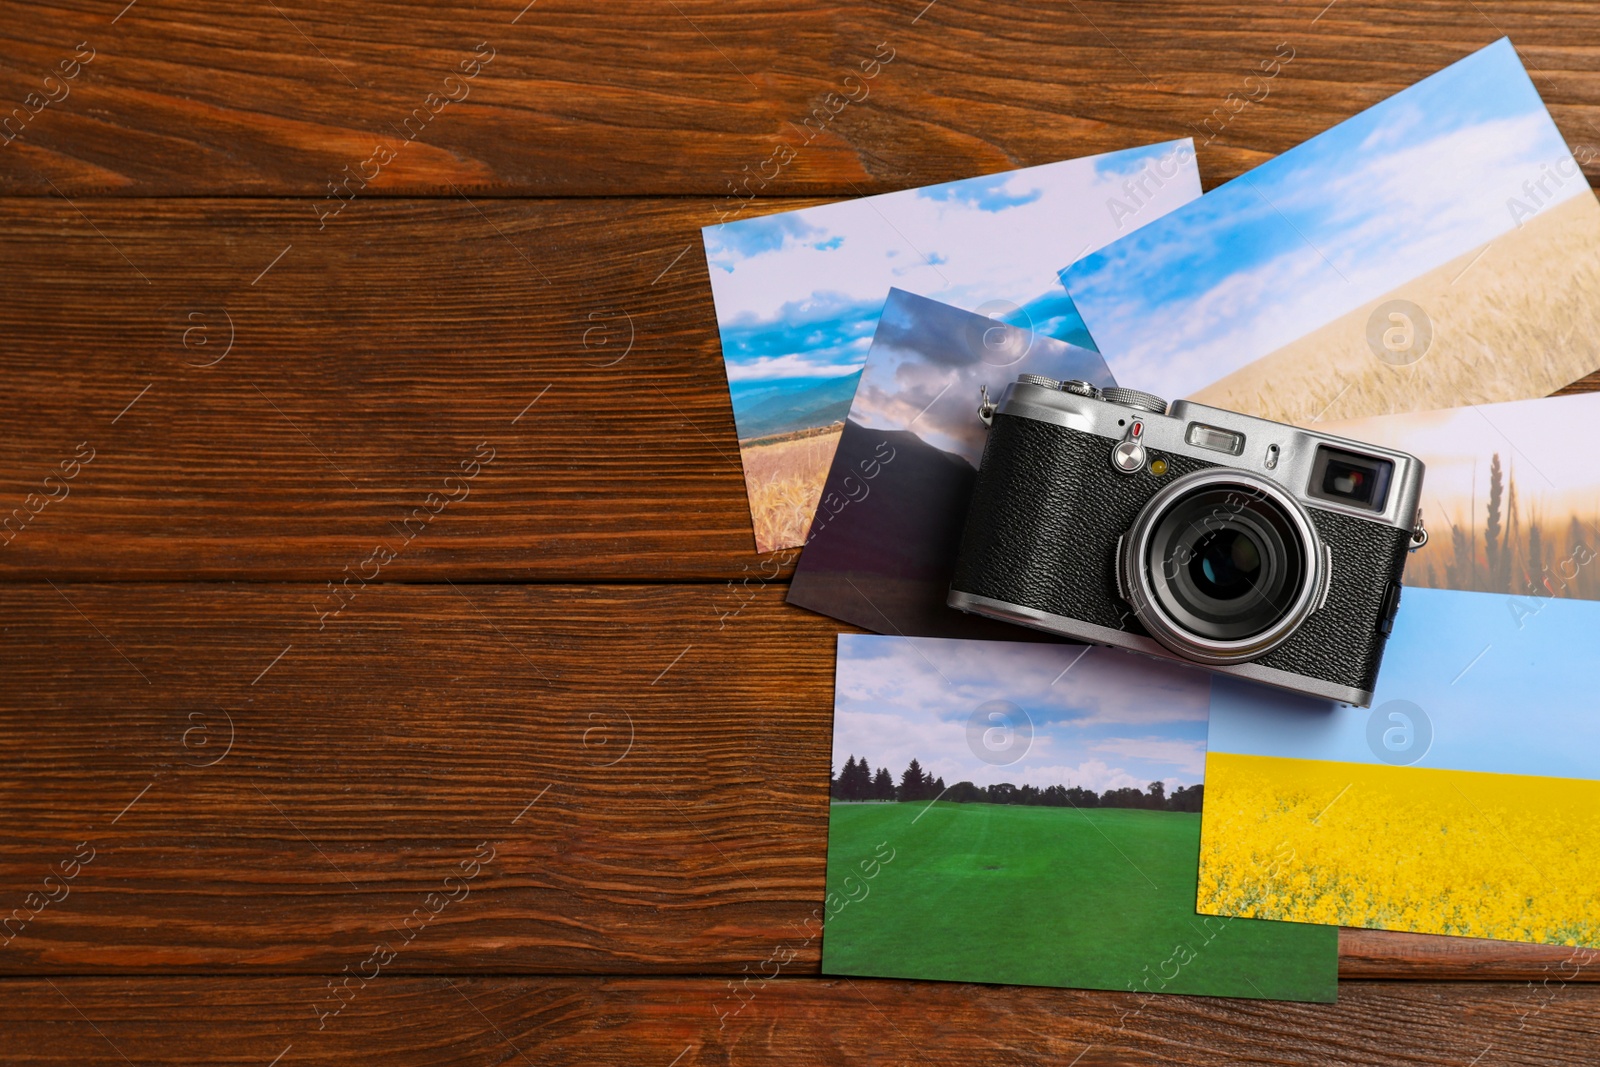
[1409,508,1428,551]
[977,385,996,427]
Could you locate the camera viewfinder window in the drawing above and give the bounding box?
[1308,446,1393,511]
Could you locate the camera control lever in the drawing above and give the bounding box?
[1111,420,1146,473]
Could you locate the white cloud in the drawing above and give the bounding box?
[705,143,1201,332]
[1088,737,1207,778]
[832,637,1211,793]
[723,350,867,382]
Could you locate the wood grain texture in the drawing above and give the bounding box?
[0,196,765,581]
[0,582,834,973]
[1337,928,1600,981]
[0,581,1592,982]
[5,976,1598,1066]
[1,1,1598,197]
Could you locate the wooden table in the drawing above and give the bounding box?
[2,2,1597,1062]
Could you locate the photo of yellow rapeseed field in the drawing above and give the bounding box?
[1200,584,1600,946]
[1199,753,1600,945]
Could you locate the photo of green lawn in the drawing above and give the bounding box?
[821,636,1337,1002]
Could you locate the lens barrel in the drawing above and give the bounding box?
[1119,469,1324,665]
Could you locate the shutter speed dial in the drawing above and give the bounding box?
[1100,387,1169,415]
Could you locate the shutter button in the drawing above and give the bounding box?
[1112,420,1146,473]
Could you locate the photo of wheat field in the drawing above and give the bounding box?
[1199,752,1600,945]
[741,424,844,551]
[1405,452,1599,599]
[1062,40,1600,431]
[1321,391,1600,600]
[1191,194,1600,426]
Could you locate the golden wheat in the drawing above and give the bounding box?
[1407,453,1600,600]
[742,425,844,553]
[1193,194,1600,425]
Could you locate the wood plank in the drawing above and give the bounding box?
[1,2,1598,197]
[1338,928,1600,981]
[0,580,1592,981]
[3,976,1597,1065]
[0,196,764,581]
[0,581,835,974]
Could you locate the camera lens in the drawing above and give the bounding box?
[1189,528,1261,600]
[1121,470,1323,664]
[1149,486,1303,641]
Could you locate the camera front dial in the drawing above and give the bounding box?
[1118,469,1326,665]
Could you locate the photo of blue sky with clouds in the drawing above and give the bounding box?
[1208,585,1600,780]
[833,635,1210,794]
[847,288,1113,465]
[1063,38,1585,400]
[703,141,1200,436]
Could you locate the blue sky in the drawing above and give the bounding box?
[1062,39,1584,398]
[1003,287,1097,351]
[703,141,1201,396]
[833,635,1211,794]
[1208,585,1600,781]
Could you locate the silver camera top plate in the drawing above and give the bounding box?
[994,380,1424,534]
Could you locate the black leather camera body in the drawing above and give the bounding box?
[948,376,1428,706]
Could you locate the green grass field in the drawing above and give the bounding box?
[822,801,1335,1001]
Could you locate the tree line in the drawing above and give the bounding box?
[830,755,1202,812]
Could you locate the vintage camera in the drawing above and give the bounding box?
[947,376,1427,706]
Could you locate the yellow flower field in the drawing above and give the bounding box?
[1199,753,1600,946]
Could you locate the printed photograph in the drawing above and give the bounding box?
[821,634,1337,1001]
[1062,38,1600,427]
[1323,392,1600,600]
[703,141,1201,552]
[1199,585,1600,946]
[787,289,1114,640]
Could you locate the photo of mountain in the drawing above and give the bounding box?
[703,141,1202,552]
[791,418,1037,642]
[788,290,1114,640]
